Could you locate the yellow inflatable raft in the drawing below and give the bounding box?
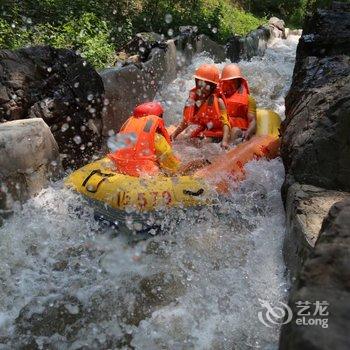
[65,109,281,229]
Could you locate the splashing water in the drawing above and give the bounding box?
[159,35,298,124]
[0,35,299,349]
[107,132,137,153]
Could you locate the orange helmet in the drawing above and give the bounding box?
[193,64,220,85]
[221,64,243,81]
[133,101,164,118]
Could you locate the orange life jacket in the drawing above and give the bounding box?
[183,88,223,138]
[108,115,171,177]
[222,79,250,130]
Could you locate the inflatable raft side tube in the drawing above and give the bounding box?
[66,109,281,210]
[256,109,281,138]
[65,159,211,212]
[194,135,280,193]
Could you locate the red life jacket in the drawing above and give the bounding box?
[108,115,171,177]
[183,88,223,138]
[222,78,250,130]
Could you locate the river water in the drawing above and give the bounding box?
[0,35,299,349]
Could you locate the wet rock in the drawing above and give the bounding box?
[0,118,61,211]
[118,272,186,326]
[284,183,349,278]
[226,26,271,62]
[11,287,130,349]
[195,34,226,62]
[121,32,166,62]
[100,65,156,136]
[175,26,199,66]
[138,272,185,305]
[178,26,198,35]
[280,199,350,350]
[100,39,177,136]
[15,295,83,337]
[294,8,350,65]
[269,17,286,39]
[281,5,350,196]
[145,40,177,85]
[280,7,350,349]
[0,46,104,169]
[51,242,106,272]
[62,272,186,344]
[115,51,141,66]
[332,1,350,12]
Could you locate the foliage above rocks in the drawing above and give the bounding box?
[0,0,265,68]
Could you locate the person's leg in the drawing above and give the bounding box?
[230,127,243,144]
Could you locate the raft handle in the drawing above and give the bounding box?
[82,169,115,193]
[183,188,204,196]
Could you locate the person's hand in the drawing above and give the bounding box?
[242,130,252,140]
[221,141,229,150]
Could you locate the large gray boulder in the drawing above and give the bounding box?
[119,32,166,62]
[100,39,177,136]
[0,46,104,169]
[100,65,156,137]
[175,26,199,66]
[269,17,286,39]
[0,118,61,212]
[281,6,350,197]
[284,183,349,278]
[279,6,350,350]
[294,7,350,70]
[226,26,271,62]
[279,198,350,350]
[195,34,226,62]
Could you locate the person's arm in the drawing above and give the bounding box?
[243,95,257,140]
[155,134,209,176]
[171,95,194,141]
[171,119,188,141]
[155,134,181,175]
[218,98,230,149]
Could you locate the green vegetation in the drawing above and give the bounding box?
[1,0,344,68]
[0,0,264,68]
[245,0,350,28]
[0,13,116,68]
[136,0,264,41]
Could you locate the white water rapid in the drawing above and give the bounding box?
[0,35,299,349]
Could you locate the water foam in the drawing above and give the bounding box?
[0,35,299,349]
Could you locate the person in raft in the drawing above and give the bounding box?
[219,63,257,143]
[170,63,231,149]
[108,101,208,177]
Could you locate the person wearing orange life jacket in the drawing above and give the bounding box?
[108,101,207,177]
[220,63,257,143]
[171,63,231,149]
